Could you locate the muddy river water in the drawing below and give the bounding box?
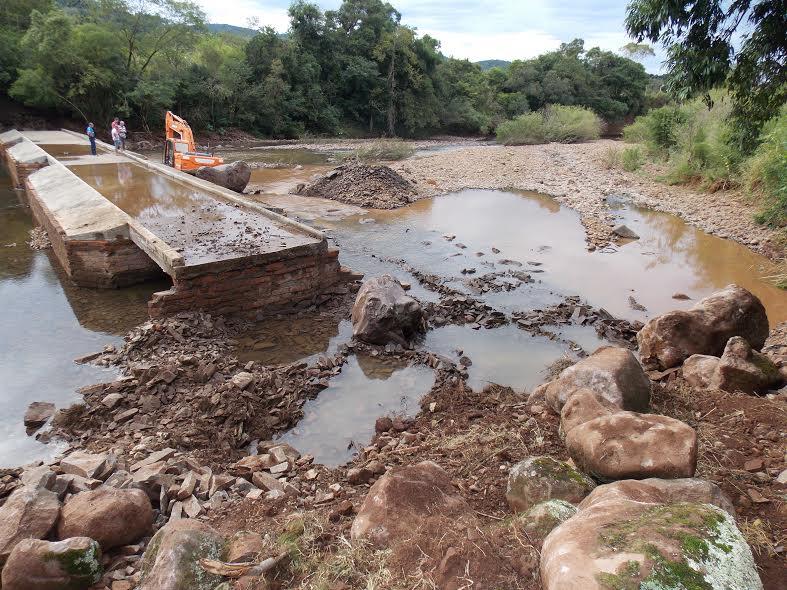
[1,148,785,467]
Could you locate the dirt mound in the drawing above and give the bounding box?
[299,164,418,209]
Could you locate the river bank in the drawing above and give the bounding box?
[388,140,783,259]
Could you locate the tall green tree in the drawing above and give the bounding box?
[625,0,787,148]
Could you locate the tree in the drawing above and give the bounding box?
[625,0,787,148]
[620,42,654,60]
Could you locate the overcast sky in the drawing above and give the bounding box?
[197,0,665,73]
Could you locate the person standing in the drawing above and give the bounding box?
[118,120,127,151]
[111,124,121,153]
[86,122,97,155]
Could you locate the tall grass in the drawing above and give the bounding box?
[496,105,601,145]
[747,105,787,229]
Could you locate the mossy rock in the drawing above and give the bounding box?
[1,537,102,590]
[506,499,578,545]
[595,502,762,590]
[506,456,595,513]
[139,520,225,590]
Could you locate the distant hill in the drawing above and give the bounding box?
[476,59,511,71]
[208,23,257,38]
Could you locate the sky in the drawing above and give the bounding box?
[197,0,666,73]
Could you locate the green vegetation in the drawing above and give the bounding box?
[496,105,600,145]
[340,139,415,162]
[0,1,649,139]
[748,106,787,229]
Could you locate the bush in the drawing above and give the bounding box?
[600,146,621,169]
[748,106,787,228]
[340,140,415,162]
[496,105,600,145]
[621,146,644,171]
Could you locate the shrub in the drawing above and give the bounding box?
[340,139,415,162]
[495,112,546,145]
[748,106,787,228]
[496,105,600,145]
[645,106,687,152]
[621,146,644,171]
[600,146,622,169]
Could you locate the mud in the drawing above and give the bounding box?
[300,163,418,209]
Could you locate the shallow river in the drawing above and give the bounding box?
[1,150,784,467]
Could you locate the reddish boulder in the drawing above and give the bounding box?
[506,456,595,513]
[565,412,697,481]
[543,346,651,413]
[351,275,425,345]
[57,486,152,550]
[637,284,769,370]
[1,537,102,590]
[0,486,60,564]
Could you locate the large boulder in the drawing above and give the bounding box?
[559,388,615,435]
[543,346,651,413]
[192,161,251,193]
[1,537,102,590]
[351,461,505,588]
[351,461,473,546]
[506,456,595,513]
[684,336,782,394]
[637,284,769,370]
[351,275,425,345]
[138,519,224,590]
[540,478,760,590]
[565,412,697,481]
[0,486,60,564]
[57,486,153,550]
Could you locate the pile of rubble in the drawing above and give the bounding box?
[299,164,418,208]
[54,312,349,464]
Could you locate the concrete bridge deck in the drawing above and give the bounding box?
[0,129,351,318]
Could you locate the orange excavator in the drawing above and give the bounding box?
[163,111,224,171]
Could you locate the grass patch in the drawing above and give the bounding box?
[496,105,601,145]
[748,105,787,228]
[339,140,415,163]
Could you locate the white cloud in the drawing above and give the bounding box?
[425,29,563,62]
[197,0,290,31]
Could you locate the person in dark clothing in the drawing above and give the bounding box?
[86,122,97,155]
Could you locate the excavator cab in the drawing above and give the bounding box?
[163,111,223,171]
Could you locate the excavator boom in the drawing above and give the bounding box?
[163,111,223,172]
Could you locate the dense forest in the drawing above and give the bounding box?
[0,0,654,138]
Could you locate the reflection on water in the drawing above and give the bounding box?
[322,189,787,323]
[423,324,577,391]
[36,143,91,159]
[278,355,434,466]
[0,166,161,467]
[236,317,352,366]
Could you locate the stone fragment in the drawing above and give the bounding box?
[347,467,373,485]
[351,275,425,345]
[251,471,283,492]
[57,486,152,551]
[540,479,759,590]
[231,454,275,477]
[19,465,55,490]
[611,224,639,239]
[268,443,300,464]
[225,531,264,563]
[177,471,198,500]
[0,486,60,564]
[506,456,595,513]
[101,393,123,409]
[543,346,651,412]
[182,495,203,518]
[60,451,110,480]
[1,537,102,590]
[130,448,176,472]
[565,412,697,481]
[230,372,254,390]
[23,401,55,429]
[637,284,769,370]
[138,520,224,590]
[269,461,289,475]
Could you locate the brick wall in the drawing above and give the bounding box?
[25,180,163,288]
[149,247,347,319]
[1,149,47,191]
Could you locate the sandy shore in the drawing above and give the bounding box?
[390,140,783,258]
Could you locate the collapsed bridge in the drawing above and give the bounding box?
[0,129,354,319]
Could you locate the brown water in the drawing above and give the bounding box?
[69,162,317,266]
[321,189,787,323]
[0,165,165,467]
[37,143,92,159]
[277,355,435,466]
